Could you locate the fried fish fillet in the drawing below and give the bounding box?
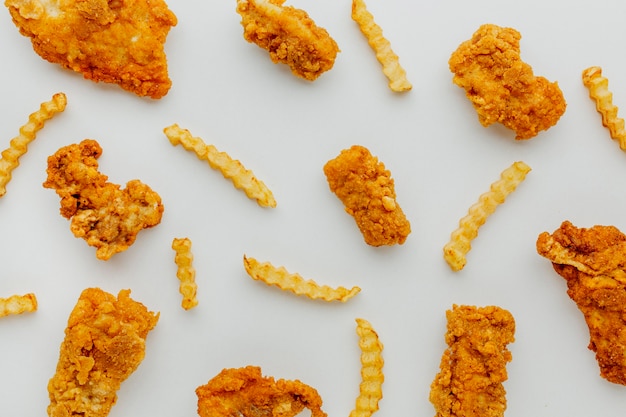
[323,145,411,246]
[5,0,177,98]
[47,288,159,417]
[196,366,327,417]
[430,305,515,417]
[449,24,566,140]
[537,220,626,385]
[43,139,164,260]
[236,0,339,81]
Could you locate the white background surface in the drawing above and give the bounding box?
[2,0,626,416]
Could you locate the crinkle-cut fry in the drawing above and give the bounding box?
[0,93,67,197]
[351,0,411,92]
[582,66,626,150]
[172,237,198,310]
[0,293,37,318]
[350,318,384,417]
[243,255,361,302]
[443,161,531,271]
[163,124,276,208]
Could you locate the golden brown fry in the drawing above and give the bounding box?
[443,161,531,271]
[536,221,626,385]
[582,66,626,150]
[196,365,327,417]
[0,293,37,318]
[43,139,164,260]
[0,92,66,198]
[5,0,177,98]
[243,255,361,302]
[164,124,276,208]
[449,24,566,139]
[172,237,198,310]
[351,0,411,92]
[350,318,384,417]
[236,0,339,81]
[429,305,515,417]
[47,288,159,417]
[324,145,411,247]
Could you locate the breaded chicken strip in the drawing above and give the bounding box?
[196,366,327,417]
[48,288,159,417]
[449,24,566,140]
[537,220,626,385]
[236,0,339,81]
[430,305,515,417]
[324,145,410,246]
[5,0,177,98]
[43,139,164,260]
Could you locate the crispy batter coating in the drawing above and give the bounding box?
[449,24,566,140]
[5,0,177,99]
[47,288,159,417]
[43,139,164,260]
[323,145,411,246]
[536,220,626,385]
[430,305,515,417]
[196,365,327,417]
[236,0,339,81]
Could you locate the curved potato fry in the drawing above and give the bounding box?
[172,237,198,310]
[0,293,37,318]
[350,318,385,417]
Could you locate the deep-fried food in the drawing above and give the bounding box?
[43,139,164,260]
[0,92,66,198]
[536,220,626,385]
[5,0,177,99]
[47,288,159,417]
[323,145,411,246]
[196,365,327,417]
[429,305,515,417]
[172,237,198,310]
[0,293,37,318]
[449,24,566,140]
[350,318,384,417]
[236,0,339,81]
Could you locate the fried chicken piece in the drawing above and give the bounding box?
[43,139,164,260]
[536,220,626,385]
[429,305,515,417]
[323,145,411,246]
[236,0,339,81]
[47,288,159,417]
[449,24,566,140]
[196,365,327,417]
[5,0,177,99]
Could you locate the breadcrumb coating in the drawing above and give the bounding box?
[449,24,566,140]
[43,139,164,260]
[5,0,177,98]
[537,220,626,385]
[236,0,339,81]
[324,145,410,246]
[47,288,159,417]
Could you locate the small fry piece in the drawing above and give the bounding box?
[582,66,626,150]
[164,124,276,208]
[443,161,531,271]
[350,318,384,417]
[0,92,67,197]
[0,293,37,318]
[172,237,198,310]
[243,255,361,302]
[351,0,411,92]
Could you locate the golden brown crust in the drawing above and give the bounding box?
[429,305,515,417]
[323,145,410,246]
[196,366,327,417]
[449,24,566,140]
[43,139,164,260]
[5,0,177,98]
[47,288,159,417]
[236,0,339,81]
[537,220,626,385]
